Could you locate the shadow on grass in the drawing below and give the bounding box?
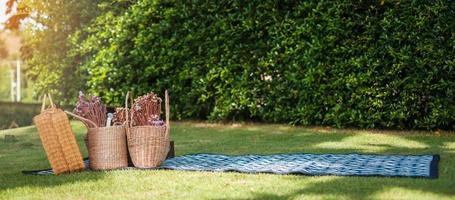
[244,163,455,199]
[0,172,105,192]
[211,134,455,200]
[0,125,104,192]
[173,124,357,155]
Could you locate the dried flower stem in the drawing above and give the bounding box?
[131,92,163,126]
[73,91,107,128]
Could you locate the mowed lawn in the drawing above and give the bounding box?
[0,121,454,200]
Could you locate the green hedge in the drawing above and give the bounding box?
[0,102,74,130]
[0,102,41,130]
[75,0,455,129]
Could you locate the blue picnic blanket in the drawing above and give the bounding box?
[160,153,439,178]
[23,153,439,178]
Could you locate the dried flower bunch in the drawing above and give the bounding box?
[131,92,165,126]
[112,108,128,125]
[73,91,107,128]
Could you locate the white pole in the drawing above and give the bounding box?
[16,59,21,102]
[10,66,15,102]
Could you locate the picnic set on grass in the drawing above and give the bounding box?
[24,90,440,179]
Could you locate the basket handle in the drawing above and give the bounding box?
[125,91,133,128]
[165,90,170,137]
[124,91,135,138]
[41,93,55,112]
[65,111,98,128]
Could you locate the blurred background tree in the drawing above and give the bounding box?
[0,30,35,102]
[0,37,8,59]
[0,37,10,101]
[4,0,105,103]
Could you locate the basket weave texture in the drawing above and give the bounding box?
[66,112,128,170]
[87,126,128,170]
[128,126,169,168]
[126,90,170,168]
[33,94,84,174]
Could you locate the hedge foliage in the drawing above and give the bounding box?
[0,102,73,130]
[0,102,41,130]
[74,0,455,129]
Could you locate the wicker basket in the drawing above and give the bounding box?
[66,112,128,170]
[33,94,85,175]
[126,91,170,168]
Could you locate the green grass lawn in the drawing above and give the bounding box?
[0,121,454,200]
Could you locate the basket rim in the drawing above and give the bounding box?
[129,125,167,129]
[87,125,125,131]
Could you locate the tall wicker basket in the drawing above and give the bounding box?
[66,112,128,170]
[126,91,170,168]
[33,94,85,175]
